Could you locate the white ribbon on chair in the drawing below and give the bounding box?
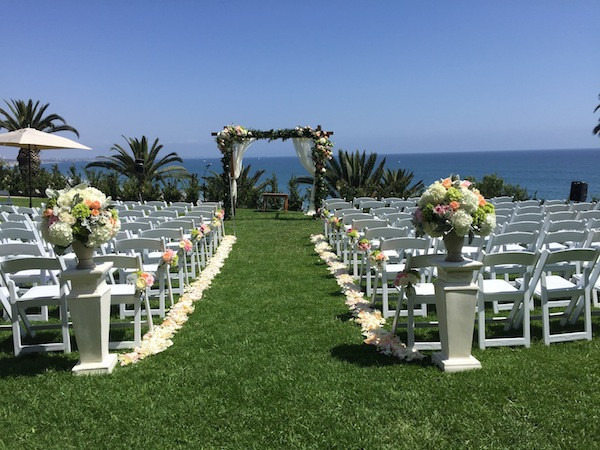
[230,138,257,203]
[292,137,316,215]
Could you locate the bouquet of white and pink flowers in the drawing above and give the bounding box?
[41,184,121,252]
[369,250,388,268]
[412,175,496,241]
[127,271,155,292]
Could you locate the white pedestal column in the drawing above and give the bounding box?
[62,262,117,375]
[430,256,483,373]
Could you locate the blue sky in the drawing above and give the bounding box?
[2,0,599,159]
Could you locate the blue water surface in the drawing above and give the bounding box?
[44,148,600,201]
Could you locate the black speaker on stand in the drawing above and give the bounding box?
[569,181,588,202]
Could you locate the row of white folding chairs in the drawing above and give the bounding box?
[392,246,600,351]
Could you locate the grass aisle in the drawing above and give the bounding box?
[0,209,599,448]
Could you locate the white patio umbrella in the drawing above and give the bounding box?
[0,127,91,207]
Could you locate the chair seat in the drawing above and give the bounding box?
[109,284,137,300]
[481,278,519,295]
[412,282,435,297]
[533,275,578,297]
[18,285,61,303]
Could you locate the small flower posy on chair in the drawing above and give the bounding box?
[41,183,121,252]
[127,271,155,292]
[411,175,496,243]
[394,269,420,297]
[160,249,179,269]
[369,250,388,268]
[357,238,371,251]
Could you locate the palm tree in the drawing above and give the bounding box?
[0,99,80,174]
[324,150,387,199]
[378,168,424,198]
[594,94,600,137]
[86,136,189,200]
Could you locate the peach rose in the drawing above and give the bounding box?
[449,201,460,211]
[442,178,452,189]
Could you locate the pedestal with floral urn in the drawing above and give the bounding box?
[411,175,496,372]
[41,184,121,375]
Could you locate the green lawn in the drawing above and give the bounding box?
[0,209,599,448]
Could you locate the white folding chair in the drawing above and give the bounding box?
[0,256,71,356]
[476,251,540,349]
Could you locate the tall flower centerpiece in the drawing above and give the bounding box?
[412,175,495,262]
[42,184,121,269]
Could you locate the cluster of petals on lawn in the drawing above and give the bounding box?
[119,235,237,366]
[311,234,423,361]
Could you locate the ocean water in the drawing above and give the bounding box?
[43,148,600,201]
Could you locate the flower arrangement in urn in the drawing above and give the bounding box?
[42,184,121,268]
[412,175,495,261]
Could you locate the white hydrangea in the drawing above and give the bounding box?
[418,182,447,208]
[450,210,473,236]
[58,211,76,226]
[48,221,74,247]
[460,187,479,214]
[81,186,107,206]
[480,213,496,236]
[87,223,114,247]
[56,189,79,208]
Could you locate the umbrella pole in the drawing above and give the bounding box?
[28,145,32,208]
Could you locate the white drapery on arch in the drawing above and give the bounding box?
[292,137,316,215]
[230,138,257,203]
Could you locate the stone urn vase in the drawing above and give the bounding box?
[72,240,96,270]
[442,231,465,262]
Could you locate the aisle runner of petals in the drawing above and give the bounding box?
[119,235,237,366]
[311,234,423,361]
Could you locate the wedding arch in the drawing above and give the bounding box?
[212,125,334,217]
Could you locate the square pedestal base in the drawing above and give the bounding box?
[432,353,481,373]
[72,354,118,376]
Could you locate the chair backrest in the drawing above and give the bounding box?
[515,205,542,215]
[341,213,373,226]
[140,227,183,241]
[490,196,514,205]
[185,211,210,221]
[1,256,65,282]
[359,200,385,211]
[577,210,600,222]
[543,204,568,214]
[0,241,45,258]
[0,227,40,243]
[389,200,417,211]
[114,237,166,255]
[163,206,188,214]
[158,218,196,231]
[170,202,193,208]
[135,205,158,213]
[485,231,539,253]
[145,201,167,209]
[371,207,396,217]
[147,209,178,218]
[352,197,375,207]
[479,250,541,296]
[569,202,596,212]
[544,199,567,206]
[119,210,146,219]
[323,198,344,208]
[190,205,217,214]
[379,236,430,255]
[94,253,143,271]
[536,229,587,250]
[544,220,586,233]
[381,197,403,206]
[510,212,544,223]
[545,211,575,222]
[119,221,153,233]
[364,226,409,241]
[382,212,412,223]
[351,218,388,232]
[14,206,39,216]
[327,201,353,211]
[3,213,33,223]
[501,221,540,234]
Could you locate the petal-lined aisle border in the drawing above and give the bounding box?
[311,234,423,361]
[119,235,237,366]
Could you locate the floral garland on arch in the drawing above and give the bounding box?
[215,125,334,215]
[311,234,423,362]
[119,235,237,366]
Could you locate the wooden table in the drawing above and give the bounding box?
[261,193,289,212]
